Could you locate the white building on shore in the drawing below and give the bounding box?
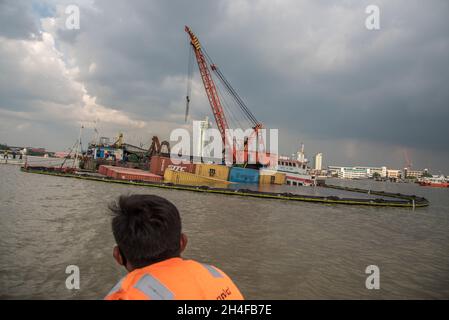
[193,117,212,159]
[328,166,388,179]
[314,153,323,171]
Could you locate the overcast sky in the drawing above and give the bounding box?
[1,0,448,172]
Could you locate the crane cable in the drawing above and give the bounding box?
[187,43,248,130]
[214,66,259,127]
[201,47,259,127]
[214,66,254,131]
[185,44,195,122]
[215,79,246,130]
[187,40,260,132]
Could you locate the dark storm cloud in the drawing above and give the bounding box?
[54,0,449,147]
[0,0,40,39]
[52,0,226,120]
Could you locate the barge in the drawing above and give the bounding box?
[21,166,429,208]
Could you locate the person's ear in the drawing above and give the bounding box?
[113,245,124,266]
[180,233,188,254]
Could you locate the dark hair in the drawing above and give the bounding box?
[110,194,182,268]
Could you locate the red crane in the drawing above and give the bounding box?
[185,26,230,145]
[185,26,264,163]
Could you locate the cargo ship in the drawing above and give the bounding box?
[418,175,449,188]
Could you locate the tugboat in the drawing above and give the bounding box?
[418,175,449,188]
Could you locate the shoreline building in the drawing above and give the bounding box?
[194,117,212,159]
[404,168,424,179]
[386,169,401,180]
[314,153,323,171]
[328,166,388,179]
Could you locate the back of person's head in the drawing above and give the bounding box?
[110,194,182,269]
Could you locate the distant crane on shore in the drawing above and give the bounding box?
[403,149,413,169]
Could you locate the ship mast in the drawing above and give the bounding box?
[73,125,84,169]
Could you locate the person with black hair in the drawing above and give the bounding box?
[105,194,244,300]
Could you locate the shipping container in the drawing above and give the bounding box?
[229,167,259,184]
[100,166,163,182]
[164,169,231,187]
[98,165,114,176]
[98,165,106,175]
[259,170,286,185]
[195,163,230,181]
[259,174,274,185]
[273,173,286,185]
[116,172,163,183]
[150,156,196,176]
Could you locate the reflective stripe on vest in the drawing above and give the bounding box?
[134,274,174,300]
[106,278,124,298]
[201,264,223,278]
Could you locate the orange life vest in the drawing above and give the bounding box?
[105,257,244,300]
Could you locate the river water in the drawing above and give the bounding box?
[0,164,448,299]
